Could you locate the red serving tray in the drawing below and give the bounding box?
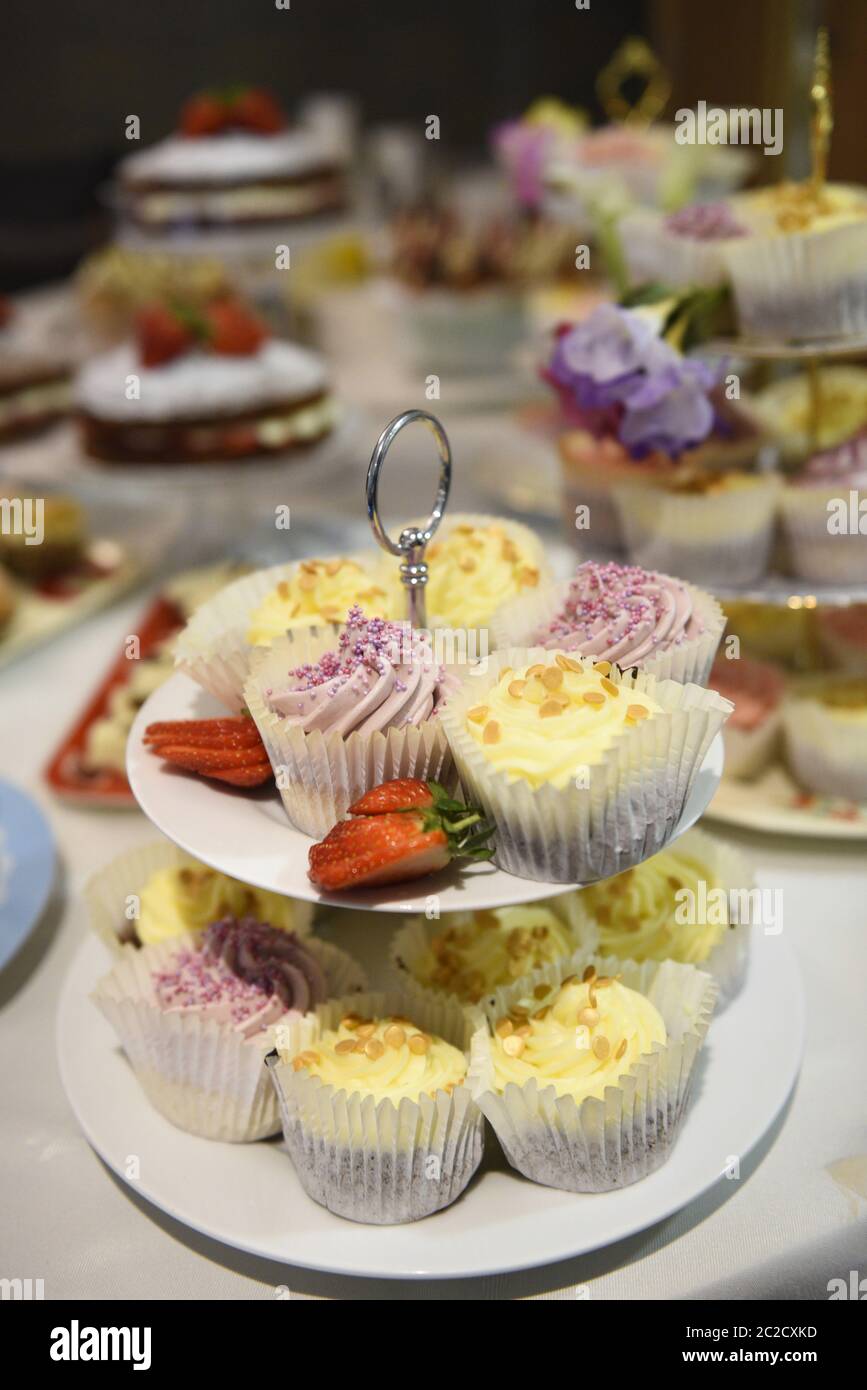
[43,594,185,806]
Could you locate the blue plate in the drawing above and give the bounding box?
[0,781,56,972]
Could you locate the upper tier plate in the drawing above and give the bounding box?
[127,672,725,912]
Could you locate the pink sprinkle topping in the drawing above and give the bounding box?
[285,605,414,692]
[152,952,272,1026]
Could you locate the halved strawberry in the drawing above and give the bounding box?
[205,297,268,357]
[136,304,194,368]
[231,87,285,134]
[144,717,272,787]
[309,787,494,891]
[180,92,228,137]
[348,778,435,816]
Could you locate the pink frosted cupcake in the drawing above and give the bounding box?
[92,916,366,1141]
[491,560,724,686]
[710,654,786,779]
[245,606,455,836]
[781,431,867,584]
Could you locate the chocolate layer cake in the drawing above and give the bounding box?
[0,356,71,443]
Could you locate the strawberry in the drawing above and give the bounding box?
[144,717,272,788]
[136,304,194,368]
[309,783,494,891]
[180,92,228,138]
[230,87,285,134]
[348,778,435,816]
[205,297,268,357]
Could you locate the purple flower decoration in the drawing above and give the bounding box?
[544,304,719,459]
[492,119,551,209]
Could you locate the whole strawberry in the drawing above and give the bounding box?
[231,87,285,134]
[136,304,194,368]
[180,92,228,138]
[205,297,268,357]
[309,780,494,891]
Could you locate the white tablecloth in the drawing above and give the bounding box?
[2,445,866,1297]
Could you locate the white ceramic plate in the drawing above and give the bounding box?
[708,768,867,840]
[126,672,725,913]
[57,922,803,1280]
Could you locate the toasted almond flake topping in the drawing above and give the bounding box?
[532,1005,551,1020]
[483,720,501,744]
[467,705,489,724]
[557,653,584,673]
[298,573,317,592]
[355,1021,376,1039]
[583,691,606,706]
[539,699,563,719]
[508,679,527,699]
[541,666,563,691]
[533,983,549,1000]
[299,1050,320,1066]
[292,1056,308,1071]
[593,660,612,675]
[335,1039,357,1054]
[277,580,290,599]
[578,1006,599,1027]
[325,558,344,576]
[502,1034,526,1057]
[627,703,649,721]
[365,1038,385,1060]
[526,663,545,678]
[408,1032,430,1054]
[601,677,620,697]
[582,965,597,983]
[518,566,540,587]
[495,1017,514,1038]
[319,605,341,621]
[384,1024,406,1049]
[340,1014,362,1030]
[353,1039,368,1053]
[515,1023,532,1038]
[460,555,477,572]
[592,1036,610,1060]
[615,1038,628,1060]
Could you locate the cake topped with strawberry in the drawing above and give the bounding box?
[75,293,336,464]
[118,86,347,235]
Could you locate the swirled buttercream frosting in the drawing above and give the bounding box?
[288,1012,467,1103]
[408,904,578,1002]
[532,562,705,666]
[137,860,304,946]
[246,557,403,645]
[489,967,666,1102]
[203,917,328,1012]
[264,605,445,737]
[466,654,662,789]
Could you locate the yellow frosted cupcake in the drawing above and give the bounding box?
[420,513,549,634]
[782,676,867,802]
[246,555,403,645]
[468,951,716,1191]
[440,647,731,882]
[390,898,582,1007]
[85,842,313,955]
[266,989,483,1224]
[568,827,751,1003]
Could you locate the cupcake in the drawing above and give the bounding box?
[467,952,716,1192]
[92,916,365,1142]
[782,677,867,801]
[752,367,867,465]
[722,181,867,342]
[420,513,549,639]
[620,201,748,290]
[390,898,582,1008]
[266,989,483,1223]
[780,432,867,584]
[566,827,751,1004]
[817,606,867,676]
[85,840,313,955]
[174,553,397,712]
[491,561,724,686]
[439,647,731,883]
[709,654,786,779]
[244,607,455,837]
[76,296,336,465]
[614,471,781,587]
[0,491,86,581]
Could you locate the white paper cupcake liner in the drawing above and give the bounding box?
[439,646,732,884]
[173,551,381,713]
[614,476,781,586]
[558,440,660,553]
[722,711,782,780]
[244,630,455,838]
[489,573,725,687]
[467,950,716,1192]
[91,934,367,1142]
[398,286,527,375]
[387,895,583,1014]
[782,684,867,801]
[561,827,751,1008]
[84,839,315,956]
[723,220,867,342]
[780,485,867,584]
[620,208,735,289]
[266,988,484,1224]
